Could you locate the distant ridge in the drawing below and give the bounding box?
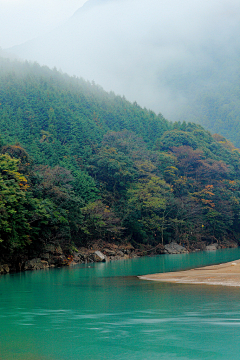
[7,0,240,147]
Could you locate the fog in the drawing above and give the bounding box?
[0,0,87,48]
[4,0,240,120]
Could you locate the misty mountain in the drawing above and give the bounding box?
[2,57,240,256]
[9,0,240,146]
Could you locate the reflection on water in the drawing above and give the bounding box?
[1,248,240,360]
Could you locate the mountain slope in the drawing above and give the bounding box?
[1,58,240,265]
[0,57,170,168]
[9,0,240,146]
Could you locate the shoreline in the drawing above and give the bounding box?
[0,240,239,276]
[138,259,240,287]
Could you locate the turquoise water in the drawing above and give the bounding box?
[1,248,240,360]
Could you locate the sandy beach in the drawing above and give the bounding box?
[138,259,240,286]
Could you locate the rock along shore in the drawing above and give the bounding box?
[138,259,240,287]
[0,240,238,275]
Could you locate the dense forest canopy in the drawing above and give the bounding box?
[1,57,240,262]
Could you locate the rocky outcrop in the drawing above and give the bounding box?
[70,245,134,264]
[24,258,49,271]
[39,244,68,267]
[0,264,10,274]
[164,242,189,254]
[206,243,219,251]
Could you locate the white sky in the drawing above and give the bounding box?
[0,0,88,48]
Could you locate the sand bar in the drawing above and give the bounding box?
[138,259,240,286]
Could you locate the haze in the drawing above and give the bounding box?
[0,0,87,48]
[2,0,240,133]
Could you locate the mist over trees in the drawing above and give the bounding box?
[8,0,240,146]
[1,58,240,262]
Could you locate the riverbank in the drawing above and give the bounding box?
[138,259,240,286]
[0,239,238,275]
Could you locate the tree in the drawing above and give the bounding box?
[126,176,172,244]
[80,200,123,243]
[0,154,32,250]
[88,146,137,201]
[31,165,84,246]
[156,130,199,151]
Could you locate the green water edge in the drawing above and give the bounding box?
[1,248,240,360]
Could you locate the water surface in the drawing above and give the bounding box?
[1,248,240,360]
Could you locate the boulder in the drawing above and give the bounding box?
[93,251,106,262]
[73,252,87,263]
[122,249,131,255]
[164,242,188,254]
[3,264,10,273]
[116,250,124,257]
[48,255,67,266]
[72,252,87,263]
[103,249,116,256]
[72,252,81,262]
[24,258,49,270]
[206,243,219,251]
[0,264,10,274]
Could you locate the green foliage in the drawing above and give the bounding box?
[1,57,240,261]
[157,129,199,151]
[126,176,172,243]
[0,153,39,251]
[80,200,123,243]
[0,57,171,171]
[88,146,137,197]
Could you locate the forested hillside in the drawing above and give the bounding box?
[10,0,240,148]
[1,58,240,265]
[175,57,240,147]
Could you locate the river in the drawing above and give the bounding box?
[1,248,240,360]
